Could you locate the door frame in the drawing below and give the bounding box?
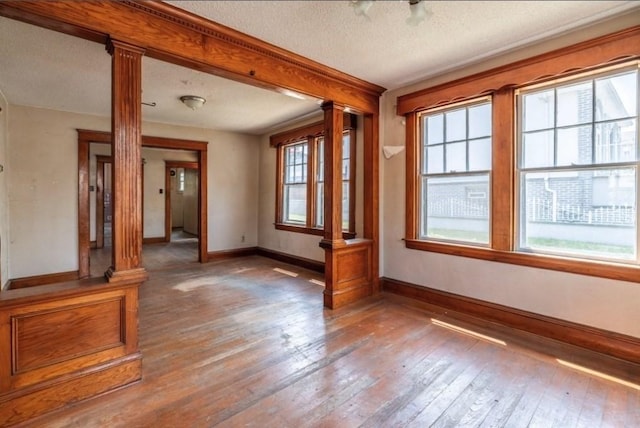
[95,155,112,249]
[78,129,208,278]
[165,161,199,242]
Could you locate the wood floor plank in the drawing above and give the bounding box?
[17,244,640,427]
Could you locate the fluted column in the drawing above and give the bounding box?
[105,39,147,282]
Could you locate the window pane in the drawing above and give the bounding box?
[469,138,491,171]
[427,145,444,173]
[524,89,554,131]
[426,114,443,145]
[445,109,466,141]
[468,103,491,139]
[316,182,324,228]
[422,174,490,244]
[595,118,637,164]
[596,71,637,121]
[317,138,324,181]
[557,81,592,127]
[520,168,636,261]
[523,130,554,168]
[445,141,466,172]
[284,183,307,224]
[342,181,350,231]
[557,125,591,166]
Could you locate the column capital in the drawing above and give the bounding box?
[106,38,146,56]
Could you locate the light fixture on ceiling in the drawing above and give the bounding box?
[351,0,431,26]
[179,95,206,110]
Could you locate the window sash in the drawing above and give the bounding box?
[417,98,492,246]
[515,65,639,264]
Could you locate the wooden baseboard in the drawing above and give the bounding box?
[382,277,640,365]
[256,247,325,273]
[90,240,97,249]
[208,247,258,261]
[8,271,79,290]
[143,237,167,244]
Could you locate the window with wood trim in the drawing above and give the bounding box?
[399,26,640,282]
[272,115,357,237]
[418,98,492,245]
[517,65,638,262]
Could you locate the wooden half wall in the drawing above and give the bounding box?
[0,278,142,426]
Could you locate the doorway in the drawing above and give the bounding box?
[77,130,209,278]
[165,161,199,243]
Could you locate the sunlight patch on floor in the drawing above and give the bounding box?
[557,359,640,390]
[309,279,325,287]
[431,318,507,346]
[172,277,220,292]
[273,267,298,277]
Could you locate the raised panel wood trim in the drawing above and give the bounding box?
[0,278,141,424]
[381,277,640,364]
[322,239,373,309]
[12,297,124,374]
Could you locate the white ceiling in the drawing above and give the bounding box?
[1,1,638,135]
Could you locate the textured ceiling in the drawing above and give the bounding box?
[0,1,638,134]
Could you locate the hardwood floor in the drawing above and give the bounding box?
[21,251,640,427]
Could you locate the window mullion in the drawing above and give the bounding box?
[492,89,515,251]
[306,137,314,229]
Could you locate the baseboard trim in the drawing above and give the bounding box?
[381,277,640,365]
[208,247,258,261]
[256,248,325,273]
[143,237,167,244]
[9,271,80,290]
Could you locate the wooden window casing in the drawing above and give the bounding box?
[272,114,357,238]
[399,26,640,283]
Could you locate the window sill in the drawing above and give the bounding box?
[404,239,639,283]
[275,223,356,240]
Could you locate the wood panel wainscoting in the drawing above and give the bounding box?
[382,277,640,366]
[0,277,142,426]
[322,239,374,309]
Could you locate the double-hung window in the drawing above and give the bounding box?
[517,66,638,262]
[400,26,639,282]
[418,98,492,245]
[272,115,357,237]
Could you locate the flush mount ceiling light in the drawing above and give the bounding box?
[179,95,206,110]
[351,0,431,26]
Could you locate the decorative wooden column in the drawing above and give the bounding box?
[320,102,373,309]
[105,39,148,283]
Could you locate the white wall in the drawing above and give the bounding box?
[380,13,640,339]
[7,106,259,278]
[141,121,259,252]
[0,92,8,289]
[8,106,109,278]
[141,149,197,239]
